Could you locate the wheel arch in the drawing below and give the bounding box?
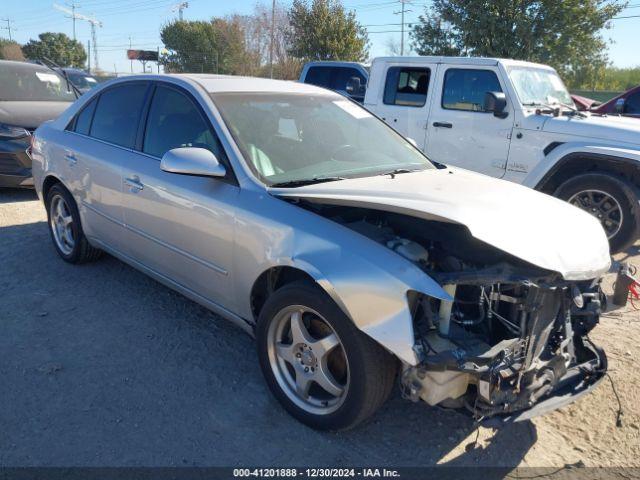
[42,174,65,203]
[535,151,640,195]
[250,265,319,322]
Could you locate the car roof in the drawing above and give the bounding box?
[0,59,58,72]
[107,73,338,95]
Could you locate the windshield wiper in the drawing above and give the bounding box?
[269,176,347,188]
[523,101,586,118]
[378,167,422,178]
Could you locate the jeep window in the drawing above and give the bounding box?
[384,67,430,107]
[212,92,434,186]
[442,68,502,112]
[507,66,572,107]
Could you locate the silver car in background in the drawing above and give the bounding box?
[30,75,611,430]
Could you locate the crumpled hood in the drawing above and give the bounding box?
[272,168,611,281]
[0,101,72,129]
[542,113,640,146]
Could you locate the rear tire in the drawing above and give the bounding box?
[256,281,397,431]
[46,183,103,264]
[554,173,640,254]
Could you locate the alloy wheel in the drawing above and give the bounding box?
[568,189,623,239]
[49,194,75,255]
[267,305,350,415]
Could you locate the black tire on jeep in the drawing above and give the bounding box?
[554,173,640,254]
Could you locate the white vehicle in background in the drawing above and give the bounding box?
[301,56,640,253]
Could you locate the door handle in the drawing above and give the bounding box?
[124,176,144,191]
[64,151,77,164]
[432,121,453,128]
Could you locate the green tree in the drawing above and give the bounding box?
[287,0,369,62]
[410,0,624,88]
[22,32,86,68]
[0,38,25,61]
[160,18,255,75]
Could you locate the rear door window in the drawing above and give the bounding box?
[142,85,225,160]
[89,83,148,148]
[383,67,430,107]
[304,67,331,88]
[442,69,502,112]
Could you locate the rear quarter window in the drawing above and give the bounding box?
[72,97,98,135]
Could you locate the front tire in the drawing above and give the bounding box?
[256,281,397,431]
[46,184,102,264]
[554,173,640,254]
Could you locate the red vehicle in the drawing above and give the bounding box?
[571,93,600,111]
[590,85,640,118]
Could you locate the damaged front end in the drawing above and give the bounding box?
[403,278,606,423]
[299,203,608,421]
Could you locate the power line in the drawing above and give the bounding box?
[0,18,15,41]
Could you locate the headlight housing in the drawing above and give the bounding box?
[0,123,31,140]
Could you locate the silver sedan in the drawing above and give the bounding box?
[31,74,611,430]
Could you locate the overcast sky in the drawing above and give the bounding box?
[2,0,638,75]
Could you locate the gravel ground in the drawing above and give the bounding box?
[1,188,639,468]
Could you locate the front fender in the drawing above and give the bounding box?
[523,141,640,189]
[233,193,451,366]
[288,242,451,366]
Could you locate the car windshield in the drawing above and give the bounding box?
[212,92,434,186]
[0,63,76,102]
[67,71,98,90]
[507,66,573,107]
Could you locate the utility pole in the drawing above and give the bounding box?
[269,0,276,78]
[54,4,102,70]
[1,18,14,41]
[172,1,189,21]
[87,40,91,73]
[64,1,79,40]
[129,36,133,73]
[394,0,412,56]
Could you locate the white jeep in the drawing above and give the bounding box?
[303,57,640,252]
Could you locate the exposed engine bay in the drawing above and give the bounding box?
[302,201,607,421]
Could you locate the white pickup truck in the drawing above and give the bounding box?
[301,56,640,253]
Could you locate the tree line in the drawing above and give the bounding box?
[1,0,638,91]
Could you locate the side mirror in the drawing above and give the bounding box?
[483,91,508,118]
[160,147,226,178]
[614,98,625,114]
[345,76,363,96]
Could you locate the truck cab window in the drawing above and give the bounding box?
[305,67,332,88]
[383,67,430,107]
[442,69,502,112]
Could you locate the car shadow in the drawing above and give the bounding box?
[0,218,538,468]
[0,188,38,204]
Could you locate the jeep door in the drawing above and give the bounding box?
[120,83,238,312]
[425,65,514,177]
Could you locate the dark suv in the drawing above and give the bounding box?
[0,60,75,188]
